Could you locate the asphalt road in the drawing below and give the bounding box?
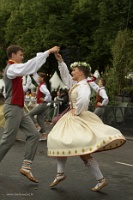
[0,124,132,200]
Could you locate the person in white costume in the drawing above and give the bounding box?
[87,77,108,119]
[0,45,59,184]
[47,53,126,192]
[29,72,51,141]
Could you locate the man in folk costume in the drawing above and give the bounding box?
[0,45,59,183]
[29,72,51,141]
[87,77,108,119]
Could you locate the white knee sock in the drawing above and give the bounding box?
[57,157,67,174]
[22,160,32,172]
[85,158,103,180]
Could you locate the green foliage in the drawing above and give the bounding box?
[103,30,133,104]
[103,66,119,104]
[0,0,133,84]
[111,30,133,94]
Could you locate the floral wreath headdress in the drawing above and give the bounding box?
[70,62,91,71]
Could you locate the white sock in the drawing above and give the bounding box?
[57,157,67,174]
[22,160,32,171]
[85,158,103,180]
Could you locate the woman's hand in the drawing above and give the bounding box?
[54,52,63,63]
[71,108,76,115]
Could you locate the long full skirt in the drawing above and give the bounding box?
[47,110,126,157]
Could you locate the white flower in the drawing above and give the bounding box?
[70,62,91,70]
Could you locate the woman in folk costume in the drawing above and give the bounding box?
[47,53,126,192]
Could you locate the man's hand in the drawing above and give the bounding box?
[39,97,44,102]
[97,102,102,107]
[54,53,63,63]
[48,46,60,54]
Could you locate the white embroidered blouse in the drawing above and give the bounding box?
[58,61,91,115]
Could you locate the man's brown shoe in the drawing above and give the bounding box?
[20,168,39,183]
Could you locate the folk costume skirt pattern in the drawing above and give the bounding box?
[47,110,126,157]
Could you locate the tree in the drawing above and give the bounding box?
[104,30,133,103]
[0,0,133,76]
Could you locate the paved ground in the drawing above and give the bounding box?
[0,122,133,200]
